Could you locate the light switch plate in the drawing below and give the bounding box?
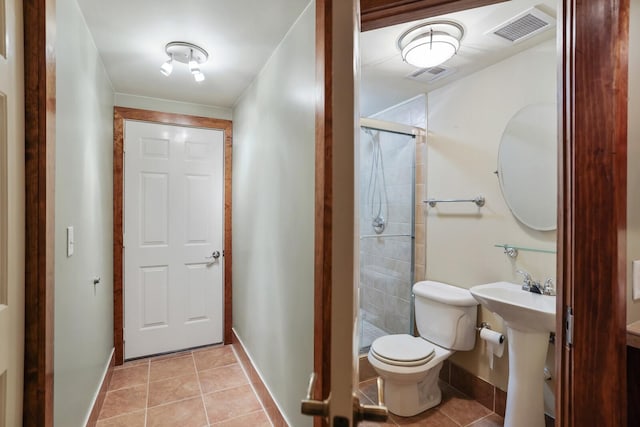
[67,226,74,257]
[633,260,640,301]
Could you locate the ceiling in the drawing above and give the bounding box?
[76,0,557,115]
[75,0,311,108]
[360,0,557,116]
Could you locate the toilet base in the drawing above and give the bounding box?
[384,361,443,417]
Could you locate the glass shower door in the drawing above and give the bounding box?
[358,125,416,352]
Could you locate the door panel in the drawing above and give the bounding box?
[0,0,24,425]
[124,121,224,359]
[310,0,361,425]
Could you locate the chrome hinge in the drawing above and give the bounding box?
[565,306,573,347]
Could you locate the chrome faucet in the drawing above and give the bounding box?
[542,278,556,296]
[516,270,543,294]
[517,270,556,295]
[516,270,535,291]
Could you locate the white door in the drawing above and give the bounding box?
[0,0,25,425]
[124,120,224,359]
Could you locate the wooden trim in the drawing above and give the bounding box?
[231,330,288,427]
[113,106,233,365]
[23,0,55,426]
[314,2,332,426]
[558,0,629,425]
[360,0,507,32]
[85,352,115,427]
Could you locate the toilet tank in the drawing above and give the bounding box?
[413,281,478,351]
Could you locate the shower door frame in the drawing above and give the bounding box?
[358,118,423,349]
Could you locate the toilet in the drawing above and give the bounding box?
[367,280,478,417]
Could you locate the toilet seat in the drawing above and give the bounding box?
[371,334,435,367]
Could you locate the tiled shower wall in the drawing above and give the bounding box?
[359,96,426,340]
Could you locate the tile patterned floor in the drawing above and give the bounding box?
[97,345,272,427]
[358,378,505,427]
[98,344,523,427]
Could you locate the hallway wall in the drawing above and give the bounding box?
[54,0,115,425]
[231,2,315,426]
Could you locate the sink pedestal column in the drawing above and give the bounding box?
[504,326,549,427]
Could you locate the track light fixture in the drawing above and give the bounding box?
[160,41,208,83]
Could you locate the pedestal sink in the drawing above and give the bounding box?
[469,282,556,427]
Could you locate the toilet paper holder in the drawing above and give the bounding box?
[476,322,505,343]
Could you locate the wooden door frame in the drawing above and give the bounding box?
[22,0,630,425]
[23,0,55,425]
[313,0,630,426]
[113,106,233,365]
[557,1,629,425]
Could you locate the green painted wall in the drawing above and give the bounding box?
[232,2,315,426]
[54,0,115,424]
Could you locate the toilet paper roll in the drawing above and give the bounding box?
[480,328,505,369]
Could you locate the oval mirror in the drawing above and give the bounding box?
[497,103,557,231]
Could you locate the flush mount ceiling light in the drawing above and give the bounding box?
[397,21,464,69]
[160,41,208,82]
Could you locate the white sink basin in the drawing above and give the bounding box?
[470,281,557,427]
[469,281,555,333]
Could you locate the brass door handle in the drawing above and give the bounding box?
[300,373,329,417]
[353,377,389,423]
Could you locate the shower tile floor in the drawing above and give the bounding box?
[360,319,388,349]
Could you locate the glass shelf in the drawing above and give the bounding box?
[494,243,556,254]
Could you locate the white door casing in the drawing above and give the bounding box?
[0,0,25,425]
[124,121,224,359]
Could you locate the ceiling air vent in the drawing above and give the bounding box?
[407,65,456,83]
[488,7,555,43]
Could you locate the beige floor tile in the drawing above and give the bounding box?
[151,349,194,362]
[146,396,208,427]
[391,409,458,427]
[193,345,237,371]
[198,363,248,394]
[96,410,145,427]
[115,358,150,370]
[437,383,492,426]
[203,384,262,423]
[99,384,147,420]
[149,355,196,382]
[211,410,271,427]
[109,364,148,391]
[359,378,381,404]
[468,413,505,427]
[148,372,201,407]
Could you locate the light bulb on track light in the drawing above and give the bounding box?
[160,56,173,76]
[193,71,205,82]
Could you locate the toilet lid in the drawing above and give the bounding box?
[371,335,435,367]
